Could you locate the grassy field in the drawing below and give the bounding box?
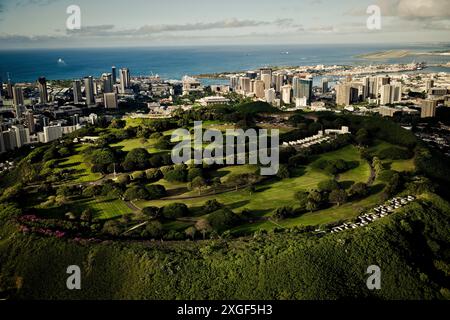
[111,137,169,154]
[56,145,102,183]
[390,159,416,172]
[86,197,133,220]
[136,145,371,230]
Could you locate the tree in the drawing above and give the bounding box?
[355,128,370,146]
[195,219,212,240]
[116,174,130,185]
[306,190,324,212]
[295,191,309,210]
[102,220,122,236]
[372,157,384,177]
[142,221,163,239]
[83,185,103,198]
[211,177,222,194]
[272,206,294,221]
[123,148,150,171]
[164,168,187,183]
[349,182,368,198]
[207,208,239,232]
[123,185,150,201]
[145,168,162,182]
[90,149,115,173]
[142,206,161,219]
[185,226,197,240]
[146,185,167,200]
[187,168,203,182]
[329,189,348,206]
[162,203,189,219]
[277,164,291,179]
[191,176,208,195]
[81,208,95,223]
[318,179,341,192]
[203,200,223,214]
[58,147,71,158]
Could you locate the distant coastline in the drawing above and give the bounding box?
[355,50,411,59]
[357,49,450,60]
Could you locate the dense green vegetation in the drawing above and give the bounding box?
[1,104,450,299]
[0,192,449,299]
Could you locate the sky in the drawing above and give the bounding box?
[0,0,449,48]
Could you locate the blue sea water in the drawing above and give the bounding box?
[1,44,450,84]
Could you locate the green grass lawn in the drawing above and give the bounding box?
[33,196,132,220]
[56,145,102,183]
[136,145,369,228]
[111,138,169,154]
[86,197,134,220]
[390,159,416,172]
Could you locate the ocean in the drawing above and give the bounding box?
[1,43,450,85]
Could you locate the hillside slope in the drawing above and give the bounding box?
[0,193,449,300]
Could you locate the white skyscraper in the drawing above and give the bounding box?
[11,125,30,148]
[120,68,131,93]
[44,125,63,143]
[265,88,276,104]
[281,85,292,104]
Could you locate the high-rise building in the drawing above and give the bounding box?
[104,92,118,109]
[293,77,313,104]
[73,80,82,104]
[322,78,329,94]
[102,73,113,93]
[260,68,272,89]
[84,76,95,106]
[336,84,358,106]
[426,79,434,91]
[362,77,370,100]
[392,84,402,103]
[281,85,292,104]
[112,66,117,84]
[239,77,251,93]
[73,114,80,125]
[6,81,13,99]
[1,130,17,150]
[368,77,377,98]
[254,80,265,99]
[230,76,239,90]
[25,111,36,133]
[261,73,272,91]
[37,77,48,104]
[420,100,437,118]
[246,71,258,79]
[11,125,30,148]
[42,116,50,128]
[120,68,131,93]
[12,86,24,107]
[380,84,393,105]
[376,76,390,96]
[379,84,402,105]
[265,88,276,104]
[43,125,63,143]
[274,73,284,93]
[0,131,5,154]
[12,86,24,119]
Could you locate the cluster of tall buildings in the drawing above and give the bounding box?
[335,75,402,107]
[230,68,313,107]
[73,66,130,108]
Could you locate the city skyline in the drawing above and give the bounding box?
[0,0,449,49]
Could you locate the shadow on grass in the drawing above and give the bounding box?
[227,200,250,210]
[339,180,355,190]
